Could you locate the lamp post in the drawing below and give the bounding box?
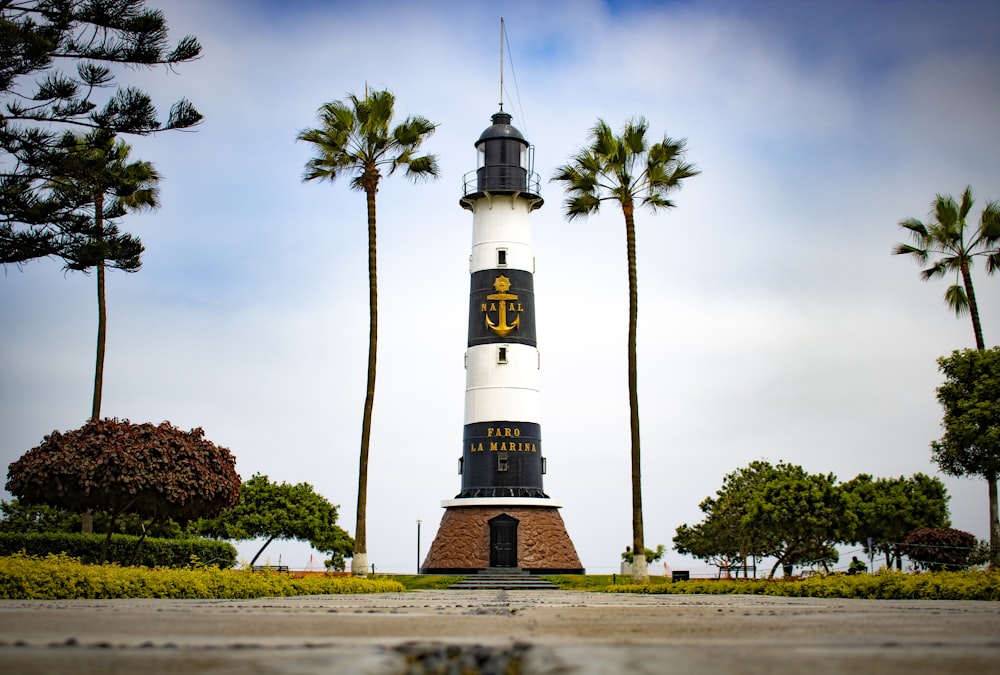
[416,519,422,574]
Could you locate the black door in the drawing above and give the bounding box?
[489,514,518,568]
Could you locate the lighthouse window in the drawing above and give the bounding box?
[498,346,508,364]
[458,457,464,474]
[497,453,508,472]
[542,457,547,474]
[497,248,507,266]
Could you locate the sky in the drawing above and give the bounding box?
[3,0,1000,575]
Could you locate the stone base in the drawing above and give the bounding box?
[420,504,584,574]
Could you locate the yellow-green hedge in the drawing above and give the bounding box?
[607,570,1000,601]
[0,553,404,599]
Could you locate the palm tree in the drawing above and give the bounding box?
[552,118,699,582]
[895,186,1000,567]
[894,186,1000,350]
[49,130,160,422]
[298,89,438,576]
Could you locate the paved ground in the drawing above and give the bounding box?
[1,590,999,673]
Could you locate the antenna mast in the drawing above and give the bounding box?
[499,17,504,111]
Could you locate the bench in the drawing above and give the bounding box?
[717,565,756,579]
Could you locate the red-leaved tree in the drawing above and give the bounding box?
[6,419,241,562]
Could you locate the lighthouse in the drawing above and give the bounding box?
[420,110,584,574]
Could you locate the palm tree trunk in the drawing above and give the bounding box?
[351,185,378,577]
[623,204,647,583]
[960,262,985,351]
[960,263,995,567]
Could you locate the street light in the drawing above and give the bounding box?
[416,519,422,574]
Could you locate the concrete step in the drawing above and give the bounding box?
[448,568,560,590]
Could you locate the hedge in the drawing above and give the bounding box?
[607,570,1000,601]
[0,532,237,568]
[0,553,405,599]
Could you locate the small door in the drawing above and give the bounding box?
[489,514,518,568]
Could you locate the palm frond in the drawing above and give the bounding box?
[933,193,959,233]
[920,257,958,281]
[401,154,440,181]
[897,217,928,242]
[622,117,649,155]
[985,251,1000,275]
[957,185,974,223]
[563,193,601,220]
[980,200,1000,241]
[943,284,970,317]
[892,242,928,263]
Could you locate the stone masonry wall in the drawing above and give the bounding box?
[420,506,583,572]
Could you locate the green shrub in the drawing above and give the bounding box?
[0,532,237,568]
[606,570,1000,601]
[0,553,405,599]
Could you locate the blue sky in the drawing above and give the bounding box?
[2,0,1000,573]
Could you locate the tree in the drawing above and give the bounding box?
[900,527,979,571]
[0,0,202,266]
[674,461,854,578]
[0,498,185,537]
[552,118,698,582]
[841,473,950,570]
[297,89,438,576]
[932,347,1000,568]
[743,463,853,577]
[198,473,353,568]
[673,464,774,574]
[894,186,1000,351]
[5,418,240,561]
[47,129,159,421]
[0,499,81,533]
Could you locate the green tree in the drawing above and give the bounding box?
[0,0,201,265]
[0,499,81,533]
[47,129,159,421]
[743,463,853,577]
[552,118,698,582]
[893,186,1000,350]
[673,463,775,575]
[674,461,854,578]
[932,347,1000,568]
[5,418,241,562]
[297,89,438,576]
[841,473,950,569]
[198,473,353,568]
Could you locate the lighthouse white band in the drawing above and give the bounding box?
[470,195,534,272]
[441,497,562,508]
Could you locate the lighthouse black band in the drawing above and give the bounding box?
[467,268,536,347]
[458,421,546,498]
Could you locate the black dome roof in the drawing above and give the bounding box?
[477,111,526,143]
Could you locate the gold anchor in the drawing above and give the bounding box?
[484,275,521,337]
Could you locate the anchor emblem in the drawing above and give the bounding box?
[484,275,521,337]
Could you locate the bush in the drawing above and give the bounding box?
[0,532,237,568]
[900,527,979,571]
[0,553,405,599]
[606,570,1000,601]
